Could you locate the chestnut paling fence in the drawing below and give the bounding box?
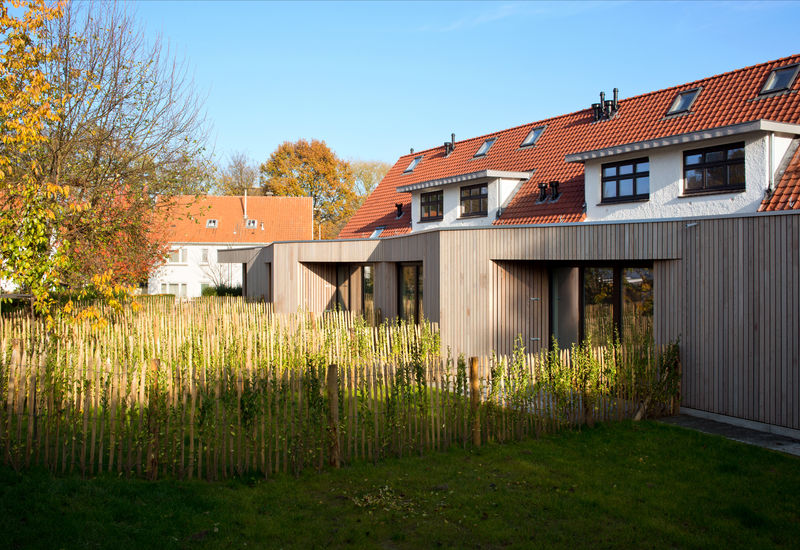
[0,298,680,480]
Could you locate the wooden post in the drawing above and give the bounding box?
[469,357,480,448]
[147,358,160,480]
[327,363,341,468]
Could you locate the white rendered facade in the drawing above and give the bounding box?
[147,242,268,298]
[581,126,798,222]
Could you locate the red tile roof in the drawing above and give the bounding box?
[761,144,800,211]
[166,195,313,243]
[339,54,800,238]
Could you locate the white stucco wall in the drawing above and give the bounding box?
[148,243,266,297]
[585,132,796,221]
[409,177,523,232]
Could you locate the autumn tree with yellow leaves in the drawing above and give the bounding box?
[0,0,67,315]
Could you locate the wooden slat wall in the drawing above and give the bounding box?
[254,213,799,430]
[491,261,549,356]
[299,263,336,312]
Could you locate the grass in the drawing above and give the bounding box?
[1,421,798,549]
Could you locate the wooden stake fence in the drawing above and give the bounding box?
[0,299,680,480]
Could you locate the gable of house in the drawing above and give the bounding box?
[340,54,800,239]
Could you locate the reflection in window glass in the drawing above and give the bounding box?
[583,267,615,345]
[399,264,423,323]
[362,265,375,325]
[622,268,654,345]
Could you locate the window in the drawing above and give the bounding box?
[398,263,423,323]
[160,283,167,294]
[168,248,188,264]
[245,219,257,229]
[201,248,209,263]
[666,88,700,116]
[474,138,496,157]
[206,219,218,228]
[369,226,385,239]
[601,158,650,203]
[362,265,375,325]
[581,266,653,345]
[683,142,745,194]
[420,190,443,221]
[404,155,422,173]
[460,184,488,217]
[521,126,545,147]
[760,64,799,95]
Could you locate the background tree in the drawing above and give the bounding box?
[0,0,66,315]
[37,1,211,291]
[350,159,390,208]
[260,139,357,239]
[214,151,259,196]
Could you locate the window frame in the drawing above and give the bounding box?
[665,87,701,116]
[459,183,489,218]
[759,63,800,95]
[206,219,218,228]
[369,226,386,239]
[419,190,443,222]
[600,157,650,204]
[682,141,745,195]
[404,155,423,173]
[473,137,496,158]
[520,126,545,148]
[397,262,423,324]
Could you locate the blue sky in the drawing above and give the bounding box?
[133,1,800,166]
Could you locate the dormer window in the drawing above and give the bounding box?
[666,88,700,116]
[206,219,218,228]
[474,138,496,158]
[760,64,799,95]
[404,156,422,173]
[521,126,545,148]
[245,219,257,229]
[369,226,385,239]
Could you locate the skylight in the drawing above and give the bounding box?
[369,226,386,239]
[760,64,800,95]
[404,156,422,173]
[206,219,218,228]
[474,138,496,157]
[666,88,700,116]
[521,127,545,147]
[245,219,257,229]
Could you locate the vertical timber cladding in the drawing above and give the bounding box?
[675,213,800,430]
[491,261,550,356]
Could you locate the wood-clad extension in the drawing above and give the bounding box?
[227,211,800,431]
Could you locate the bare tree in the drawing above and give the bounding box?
[39,1,211,288]
[214,151,259,195]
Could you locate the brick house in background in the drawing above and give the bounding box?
[148,195,312,297]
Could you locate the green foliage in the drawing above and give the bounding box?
[201,285,242,297]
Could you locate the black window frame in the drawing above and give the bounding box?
[473,137,496,158]
[397,262,423,324]
[419,190,443,222]
[759,63,800,96]
[520,126,545,148]
[459,183,488,218]
[682,141,745,195]
[665,87,701,116]
[600,157,650,204]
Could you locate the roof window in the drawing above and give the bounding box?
[521,126,545,148]
[474,137,496,158]
[245,219,257,229]
[206,219,218,228]
[760,64,799,95]
[666,88,700,116]
[369,226,386,239]
[404,156,422,173]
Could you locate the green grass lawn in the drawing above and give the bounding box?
[1,421,798,549]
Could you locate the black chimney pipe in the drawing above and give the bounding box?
[451,133,455,149]
[612,88,619,110]
[395,203,403,218]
